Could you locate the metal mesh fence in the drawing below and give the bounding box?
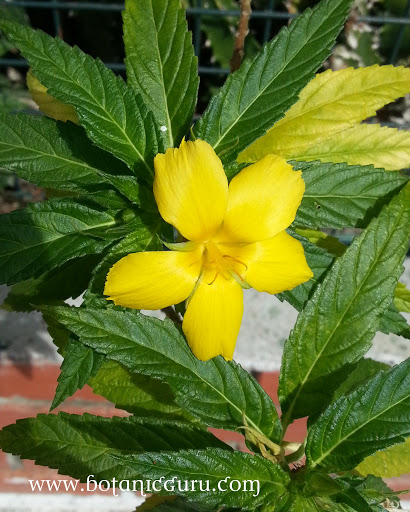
[1,0,409,72]
[0,0,409,128]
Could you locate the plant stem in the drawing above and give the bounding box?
[230,0,252,72]
[161,306,183,324]
[284,439,307,464]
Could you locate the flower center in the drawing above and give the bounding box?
[202,241,248,285]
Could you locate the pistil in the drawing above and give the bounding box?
[203,241,248,285]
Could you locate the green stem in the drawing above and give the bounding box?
[284,439,306,464]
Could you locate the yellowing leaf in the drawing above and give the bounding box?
[295,227,347,257]
[238,65,410,163]
[394,282,410,313]
[26,70,78,123]
[291,124,410,171]
[356,438,410,478]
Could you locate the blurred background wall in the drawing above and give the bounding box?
[0,0,409,509]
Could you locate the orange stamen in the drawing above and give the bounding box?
[222,254,248,270]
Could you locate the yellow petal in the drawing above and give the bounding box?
[153,139,228,242]
[182,273,243,361]
[218,231,313,294]
[26,70,79,123]
[104,247,203,310]
[217,155,305,243]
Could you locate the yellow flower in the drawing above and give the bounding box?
[104,139,313,361]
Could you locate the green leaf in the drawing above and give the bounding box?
[79,189,134,211]
[193,0,353,162]
[337,475,402,511]
[1,255,100,312]
[123,0,198,147]
[46,223,162,410]
[44,308,189,421]
[302,473,343,498]
[281,231,410,342]
[331,358,390,402]
[112,448,289,510]
[274,495,314,512]
[88,360,193,421]
[84,222,162,308]
[0,21,165,182]
[378,302,410,340]
[41,307,282,442]
[294,160,408,229]
[332,488,375,512]
[394,281,410,313]
[51,339,105,410]
[356,438,410,478]
[0,198,120,285]
[279,184,410,426]
[42,310,72,355]
[279,232,410,344]
[280,476,395,512]
[306,357,410,471]
[0,114,141,203]
[275,494,350,512]
[0,413,227,481]
[135,496,213,512]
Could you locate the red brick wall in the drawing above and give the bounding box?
[1,362,408,500]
